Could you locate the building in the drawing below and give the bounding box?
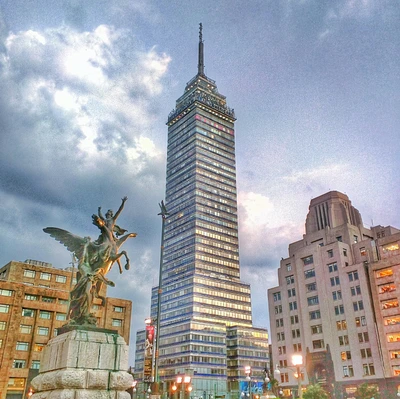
[135,26,268,399]
[0,259,132,399]
[268,191,400,398]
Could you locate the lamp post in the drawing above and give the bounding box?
[245,366,252,399]
[291,355,303,399]
[174,374,192,399]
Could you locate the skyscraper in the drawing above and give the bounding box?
[268,191,400,398]
[135,25,268,399]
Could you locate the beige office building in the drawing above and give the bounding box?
[0,259,132,399]
[268,191,400,398]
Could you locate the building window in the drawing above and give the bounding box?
[13,360,26,369]
[327,249,333,258]
[0,304,10,313]
[379,283,396,294]
[42,296,55,303]
[37,327,49,336]
[360,348,372,358]
[302,255,314,265]
[280,373,289,383]
[337,320,347,330]
[335,305,345,315]
[290,315,299,324]
[359,332,369,343]
[286,264,292,271]
[273,292,281,302]
[354,235,358,243]
[289,301,297,311]
[355,316,366,327]
[385,316,400,326]
[360,247,366,256]
[306,282,317,292]
[382,243,399,252]
[20,325,32,334]
[350,285,361,296]
[39,311,51,319]
[16,342,29,351]
[337,236,342,242]
[382,299,398,309]
[0,289,13,296]
[40,272,51,281]
[288,288,296,297]
[114,306,124,313]
[24,294,38,301]
[22,308,35,317]
[341,351,351,360]
[311,324,323,334]
[339,335,349,346]
[24,269,35,278]
[293,343,302,352]
[376,268,393,278]
[343,249,347,257]
[277,332,285,341]
[0,339,2,348]
[332,290,342,301]
[348,271,359,282]
[59,299,69,306]
[55,275,67,283]
[292,329,300,338]
[34,343,45,352]
[279,360,288,368]
[307,296,319,306]
[278,346,286,355]
[56,313,67,321]
[304,269,315,279]
[363,363,375,376]
[31,360,40,369]
[343,365,354,377]
[328,262,338,273]
[313,340,324,349]
[0,321,6,330]
[286,275,295,285]
[309,310,321,320]
[330,276,340,286]
[112,319,122,327]
[275,305,282,314]
[353,301,364,311]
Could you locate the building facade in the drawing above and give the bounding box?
[135,26,268,399]
[0,259,132,399]
[268,191,400,398]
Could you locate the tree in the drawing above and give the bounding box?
[302,384,329,399]
[354,383,380,399]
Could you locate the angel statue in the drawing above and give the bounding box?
[43,197,137,326]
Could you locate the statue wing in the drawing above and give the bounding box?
[43,227,88,260]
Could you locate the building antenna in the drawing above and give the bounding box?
[198,23,205,76]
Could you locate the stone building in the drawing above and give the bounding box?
[268,191,400,398]
[0,259,132,399]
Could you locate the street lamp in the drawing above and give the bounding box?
[292,355,303,399]
[245,366,252,399]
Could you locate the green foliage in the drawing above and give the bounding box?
[302,384,329,399]
[354,383,380,399]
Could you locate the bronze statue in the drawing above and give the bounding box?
[43,197,136,326]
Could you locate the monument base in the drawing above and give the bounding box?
[30,328,133,399]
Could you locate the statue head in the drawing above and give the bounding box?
[105,209,114,218]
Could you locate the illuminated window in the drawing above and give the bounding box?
[382,299,399,309]
[0,289,12,296]
[376,268,393,278]
[0,321,6,330]
[390,351,400,359]
[24,294,38,301]
[388,333,400,343]
[383,243,399,252]
[34,343,45,352]
[385,317,400,326]
[24,269,35,278]
[336,320,347,330]
[341,351,351,360]
[8,378,25,388]
[379,284,396,294]
[355,316,366,327]
[360,247,366,256]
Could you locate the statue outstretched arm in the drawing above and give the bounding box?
[98,206,104,219]
[114,196,128,220]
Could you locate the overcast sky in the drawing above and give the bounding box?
[1,0,399,367]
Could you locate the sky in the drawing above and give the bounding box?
[0,0,399,367]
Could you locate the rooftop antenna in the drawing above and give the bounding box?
[198,23,205,76]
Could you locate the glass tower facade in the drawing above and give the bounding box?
[135,27,268,399]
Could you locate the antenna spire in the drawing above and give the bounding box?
[198,23,205,76]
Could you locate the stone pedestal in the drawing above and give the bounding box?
[30,328,133,399]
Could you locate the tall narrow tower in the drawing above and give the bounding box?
[136,26,268,398]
